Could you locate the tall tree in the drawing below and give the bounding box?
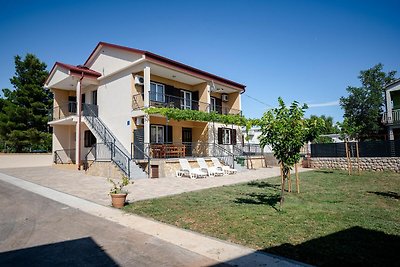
[340,64,397,140]
[0,54,52,152]
[259,98,324,208]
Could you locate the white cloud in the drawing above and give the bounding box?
[307,100,340,108]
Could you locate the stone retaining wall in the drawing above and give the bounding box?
[85,161,125,179]
[311,157,400,172]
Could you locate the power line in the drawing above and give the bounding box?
[243,94,274,108]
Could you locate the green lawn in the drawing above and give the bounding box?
[124,170,400,266]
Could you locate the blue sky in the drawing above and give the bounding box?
[1,0,399,122]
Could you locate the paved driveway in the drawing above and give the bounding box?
[0,180,220,267]
[0,165,295,206]
[0,153,310,205]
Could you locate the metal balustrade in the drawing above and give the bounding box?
[82,103,131,177]
[132,93,242,115]
[49,101,77,121]
[54,148,76,164]
[382,109,400,124]
[131,141,236,168]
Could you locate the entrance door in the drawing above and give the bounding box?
[182,128,192,157]
[133,128,144,159]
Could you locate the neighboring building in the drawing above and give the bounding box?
[241,127,272,153]
[45,42,246,178]
[382,79,400,140]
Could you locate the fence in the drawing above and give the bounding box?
[311,140,400,158]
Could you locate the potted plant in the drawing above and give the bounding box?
[108,176,133,208]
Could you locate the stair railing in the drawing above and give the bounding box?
[82,104,131,177]
[210,143,235,168]
[131,142,151,178]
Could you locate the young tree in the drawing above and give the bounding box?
[0,54,51,152]
[340,64,397,141]
[259,98,324,208]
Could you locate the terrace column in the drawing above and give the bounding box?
[389,127,394,141]
[206,84,211,112]
[75,78,82,169]
[386,90,393,123]
[143,66,151,152]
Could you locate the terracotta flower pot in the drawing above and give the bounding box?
[110,193,128,208]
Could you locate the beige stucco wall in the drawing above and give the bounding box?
[227,92,240,112]
[88,46,143,76]
[193,82,209,111]
[97,71,132,152]
[210,91,241,114]
[52,89,76,118]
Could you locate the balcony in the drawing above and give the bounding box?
[382,109,400,125]
[49,102,98,122]
[132,93,241,115]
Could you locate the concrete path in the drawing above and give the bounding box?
[0,172,307,267]
[0,180,221,267]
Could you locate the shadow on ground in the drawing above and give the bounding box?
[368,191,400,200]
[208,226,400,267]
[247,180,280,189]
[260,226,400,266]
[0,237,118,267]
[234,192,280,211]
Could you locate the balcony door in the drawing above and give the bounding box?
[182,127,192,156]
[150,82,165,102]
[180,90,192,110]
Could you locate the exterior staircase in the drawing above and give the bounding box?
[82,104,146,179]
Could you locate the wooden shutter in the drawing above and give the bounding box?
[216,98,222,114]
[165,125,173,143]
[218,128,223,144]
[192,91,199,110]
[232,129,237,145]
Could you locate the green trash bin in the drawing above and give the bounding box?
[237,157,245,166]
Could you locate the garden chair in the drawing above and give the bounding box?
[210,157,237,175]
[177,159,207,179]
[196,158,225,177]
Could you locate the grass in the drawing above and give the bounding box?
[124,170,400,266]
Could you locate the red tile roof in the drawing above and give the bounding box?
[84,42,246,91]
[54,62,102,77]
[45,62,102,86]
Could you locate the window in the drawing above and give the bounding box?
[151,125,164,143]
[84,130,96,147]
[210,97,217,112]
[223,128,231,144]
[217,128,237,145]
[150,82,165,102]
[68,96,77,113]
[180,90,192,110]
[92,90,97,105]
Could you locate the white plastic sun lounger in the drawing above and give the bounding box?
[196,158,224,176]
[177,159,207,179]
[210,157,237,175]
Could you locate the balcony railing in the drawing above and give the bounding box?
[382,109,400,124]
[131,141,235,167]
[132,93,242,115]
[49,102,98,121]
[49,101,77,121]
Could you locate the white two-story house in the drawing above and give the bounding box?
[45,42,246,178]
[382,79,400,140]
